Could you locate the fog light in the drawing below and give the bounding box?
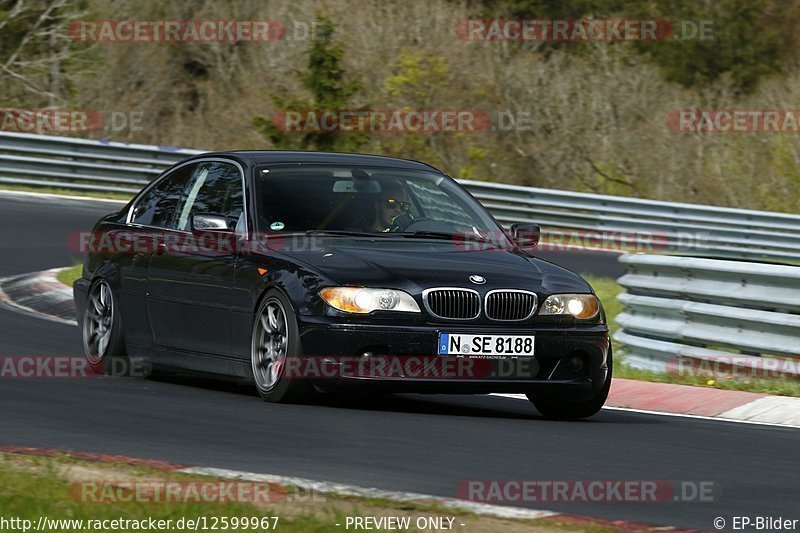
[567,355,584,372]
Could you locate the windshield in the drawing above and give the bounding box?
[254,164,508,243]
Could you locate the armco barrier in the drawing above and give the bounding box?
[2,131,800,262]
[0,131,201,194]
[614,253,800,376]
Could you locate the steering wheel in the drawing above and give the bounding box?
[387,214,436,232]
[386,213,411,232]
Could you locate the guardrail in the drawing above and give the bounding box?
[1,131,800,262]
[0,131,201,194]
[460,180,800,263]
[614,253,800,377]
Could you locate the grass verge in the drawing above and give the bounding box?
[56,264,84,286]
[0,451,618,533]
[585,275,800,398]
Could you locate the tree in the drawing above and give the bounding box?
[635,0,783,95]
[0,0,84,106]
[469,0,790,94]
[253,14,367,152]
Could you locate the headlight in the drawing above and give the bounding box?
[319,287,421,314]
[540,294,600,319]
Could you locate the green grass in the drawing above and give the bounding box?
[0,457,343,532]
[56,264,84,286]
[585,275,800,398]
[0,183,133,201]
[0,452,600,533]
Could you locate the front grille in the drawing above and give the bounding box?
[424,288,480,320]
[485,290,537,321]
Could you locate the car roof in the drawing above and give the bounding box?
[187,150,444,173]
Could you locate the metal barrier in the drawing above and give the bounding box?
[1,131,800,262]
[0,131,201,194]
[614,254,800,376]
[461,180,800,263]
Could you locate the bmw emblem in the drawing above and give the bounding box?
[469,275,486,285]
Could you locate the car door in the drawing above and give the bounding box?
[146,159,246,357]
[121,163,195,348]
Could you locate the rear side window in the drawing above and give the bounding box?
[130,165,195,228]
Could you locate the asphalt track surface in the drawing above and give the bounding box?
[1,192,798,530]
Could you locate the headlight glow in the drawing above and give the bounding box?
[567,298,584,315]
[540,294,599,319]
[320,287,420,314]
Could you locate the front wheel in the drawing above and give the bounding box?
[528,347,613,420]
[82,278,128,375]
[250,289,312,403]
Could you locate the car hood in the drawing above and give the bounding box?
[275,237,591,295]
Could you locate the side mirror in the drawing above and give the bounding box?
[191,213,231,234]
[509,223,540,251]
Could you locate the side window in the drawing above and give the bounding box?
[175,162,244,232]
[406,180,476,228]
[130,165,195,229]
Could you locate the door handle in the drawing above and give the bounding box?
[155,242,166,255]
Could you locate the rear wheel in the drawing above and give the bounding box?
[528,347,613,420]
[82,278,128,375]
[251,289,312,403]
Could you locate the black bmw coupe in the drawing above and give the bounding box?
[74,151,611,419]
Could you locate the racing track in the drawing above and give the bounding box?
[1,192,798,530]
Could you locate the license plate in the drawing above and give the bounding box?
[438,333,535,357]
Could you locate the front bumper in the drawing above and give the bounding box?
[296,316,610,397]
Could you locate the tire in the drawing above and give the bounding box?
[82,278,129,376]
[250,289,312,403]
[528,347,613,420]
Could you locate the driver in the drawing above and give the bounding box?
[369,181,411,232]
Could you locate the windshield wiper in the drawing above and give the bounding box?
[395,231,507,246]
[304,230,392,238]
